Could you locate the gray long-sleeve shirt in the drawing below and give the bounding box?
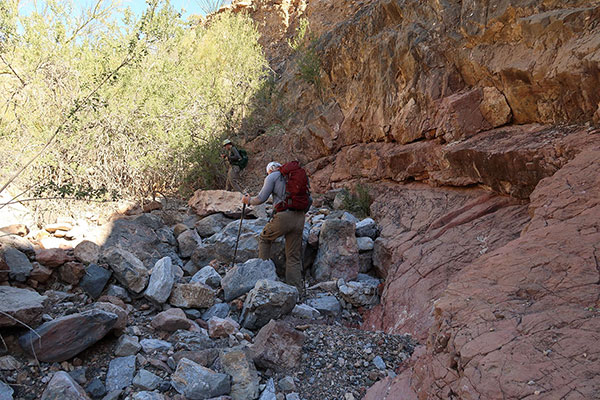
[256,171,286,206]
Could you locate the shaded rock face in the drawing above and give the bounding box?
[313,219,359,282]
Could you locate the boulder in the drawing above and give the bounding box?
[40,371,90,400]
[241,279,298,330]
[19,309,118,362]
[173,223,189,239]
[151,308,192,332]
[202,303,230,321]
[191,266,222,289]
[2,247,32,282]
[356,237,374,252]
[221,258,277,301]
[168,283,215,309]
[0,234,34,258]
[74,240,100,264]
[249,320,305,372]
[103,247,149,294]
[106,355,136,392]
[144,257,175,304]
[338,278,380,308]
[194,213,233,238]
[35,248,74,268]
[29,262,53,283]
[171,358,230,399]
[98,214,182,269]
[220,349,260,400]
[177,229,202,259]
[188,190,244,218]
[140,339,172,354]
[291,304,321,320]
[207,317,239,339]
[85,378,106,398]
[0,286,47,327]
[313,219,359,282]
[79,264,112,300]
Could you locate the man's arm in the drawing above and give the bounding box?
[242,174,275,205]
[228,146,241,162]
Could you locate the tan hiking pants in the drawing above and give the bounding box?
[259,210,306,292]
[226,165,242,192]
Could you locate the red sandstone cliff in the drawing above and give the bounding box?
[231,0,600,398]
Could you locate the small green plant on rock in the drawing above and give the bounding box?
[341,184,372,218]
[288,18,323,101]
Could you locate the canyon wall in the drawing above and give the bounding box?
[231,0,600,398]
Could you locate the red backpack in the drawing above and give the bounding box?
[274,161,312,213]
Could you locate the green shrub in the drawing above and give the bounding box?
[341,184,372,218]
[288,18,323,100]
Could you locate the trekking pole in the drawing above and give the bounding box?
[231,202,246,268]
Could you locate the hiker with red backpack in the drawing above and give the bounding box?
[242,161,311,293]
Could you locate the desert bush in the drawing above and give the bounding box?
[0,0,268,204]
[288,18,323,100]
[340,184,372,218]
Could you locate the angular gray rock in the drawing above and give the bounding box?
[0,381,14,400]
[194,213,233,238]
[222,258,277,302]
[358,251,373,273]
[341,212,360,224]
[220,349,259,400]
[0,234,34,258]
[140,339,172,354]
[171,358,230,399]
[168,283,215,308]
[103,247,149,294]
[355,218,378,239]
[259,378,276,400]
[192,219,284,269]
[89,301,128,332]
[313,219,359,282]
[2,247,32,282]
[291,304,321,320]
[79,264,112,300]
[98,213,182,269]
[170,330,214,352]
[338,278,380,308]
[132,392,165,400]
[278,376,296,392]
[202,303,230,321]
[106,284,131,302]
[40,371,90,400]
[144,257,175,303]
[191,266,221,289]
[106,355,136,392]
[19,309,118,362]
[133,369,161,391]
[306,295,341,317]
[115,335,141,357]
[0,286,47,327]
[241,279,298,330]
[177,229,202,258]
[356,237,374,252]
[151,308,191,332]
[85,378,106,398]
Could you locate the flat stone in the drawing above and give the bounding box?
[3,247,32,282]
[103,247,149,294]
[79,264,112,300]
[222,258,277,301]
[151,308,191,332]
[18,309,118,362]
[40,371,90,400]
[220,349,259,400]
[74,240,100,264]
[171,358,230,399]
[306,295,341,317]
[144,257,175,304]
[115,335,141,357]
[355,218,378,239]
[191,266,221,289]
[35,248,74,268]
[241,280,298,330]
[187,190,244,218]
[140,339,172,354]
[168,283,215,309]
[356,237,374,252]
[291,304,321,320]
[106,355,136,392]
[201,304,230,323]
[0,286,47,327]
[133,369,161,391]
[45,223,72,233]
[249,321,305,372]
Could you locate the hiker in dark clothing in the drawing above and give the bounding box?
[242,161,306,292]
[221,139,243,192]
